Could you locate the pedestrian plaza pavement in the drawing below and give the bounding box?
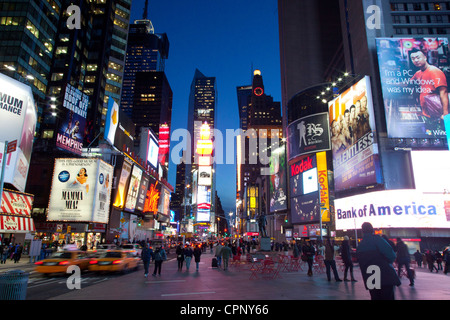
[46,250,450,302]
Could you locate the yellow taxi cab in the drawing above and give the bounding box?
[88,250,140,273]
[34,250,91,275]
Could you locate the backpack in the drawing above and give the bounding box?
[154,249,162,261]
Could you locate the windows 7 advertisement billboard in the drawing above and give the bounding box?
[376,37,449,139]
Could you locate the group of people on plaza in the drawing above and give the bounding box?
[289,236,357,282]
[356,222,450,300]
[0,242,24,264]
[413,248,450,274]
[141,242,167,278]
[175,242,204,272]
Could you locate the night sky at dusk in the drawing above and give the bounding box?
[130,0,282,213]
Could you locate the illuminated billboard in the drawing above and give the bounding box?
[124,164,143,212]
[289,154,320,224]
[198,166,212,186]
[328,76,382,192]
[143,177,160,216]
[56,84,88,155]
[269,145,287,213]
[135,172,150,212]
[47,158,113,223]
[197,185,211,222]
[112,159,132,209]
[104,97,135,151]
[335,189,450,230]
[0,73,37,192]
[410,150,450,193]
[286,112,331,160]
[158,124,170,165]
[147,130,159,169]
[376,37,449,139]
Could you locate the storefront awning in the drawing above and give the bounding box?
[0,215,35,233]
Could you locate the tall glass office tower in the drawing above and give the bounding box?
[0,0,62,132]
[121,19,169,118]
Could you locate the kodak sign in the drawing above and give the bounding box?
[290,156,313,177]
[317,152,330,222]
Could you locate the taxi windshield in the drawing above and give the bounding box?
[103,252,122,258]
[51,252,72,259]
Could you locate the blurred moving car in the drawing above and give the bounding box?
[149,239,166,249]
[89,250,140,273]
[94,243,119,255]
[97,243,119,251]
[121,243,142,257]
[34,250,92,275]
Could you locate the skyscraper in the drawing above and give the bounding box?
[184,69,217,229]
[236,85,252,131]
[24,0,132,216]
[132,71,173,174]
[0,0,62,133]
[120,6,171,177]
[278,0,450,246]
[278,0,344,131]
[236,70,282,235]
[121,19,169,117]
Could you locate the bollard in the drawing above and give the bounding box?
[0,270,29,300]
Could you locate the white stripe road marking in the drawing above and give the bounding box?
[92,278,109,284]
[28,279,59,289]
[161,291,216,297]
[145,280,186,284]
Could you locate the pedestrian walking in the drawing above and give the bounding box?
[193,244,202,271]
[435,251,443,271]
[141,243,153,277]
[425,250,438,273]
[302,241,316,276]
[215,242,223,269]
[413,250,423,268]
[0,244,4,264]
[324,238,342,282]
[184,243,193,271]
[13,243,23,263]
[1,244,9,264]
[293,241,300,258]
[395,238,414,286]
[176,243,184,271]
[152,246,166,277]
[221,242,233,271]
[341,236,357,282]
[443,248,450,274]
[356,222,400,300]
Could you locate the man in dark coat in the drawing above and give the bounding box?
[356,222,400,300]
[396,238,414,286]
[141,243,153,277]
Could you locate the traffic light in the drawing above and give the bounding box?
[284,216,288,223]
